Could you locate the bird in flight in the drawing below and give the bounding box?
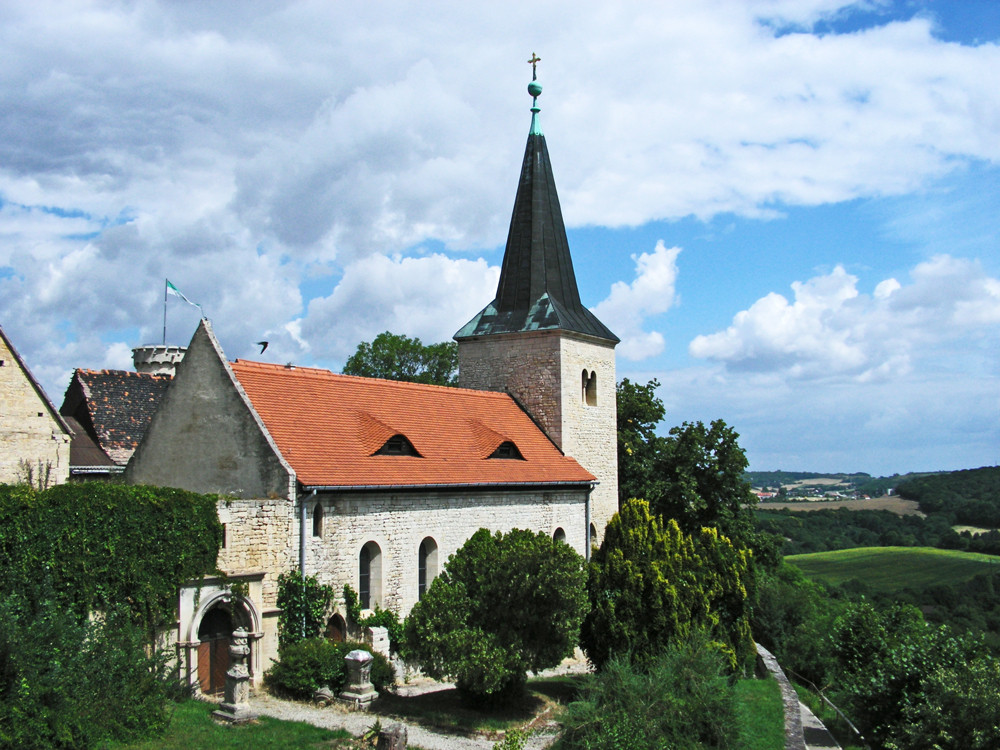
[256,341,268,354]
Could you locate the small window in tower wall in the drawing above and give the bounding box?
[583,370,598,406]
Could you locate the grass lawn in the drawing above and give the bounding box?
[787,546,1000,592]
[101,699,354,750]
[735,677,785,750]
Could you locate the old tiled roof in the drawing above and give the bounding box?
[60,369,172,465]
[455,92,617,343]
[229,360,596,489]
[63,415,119,471]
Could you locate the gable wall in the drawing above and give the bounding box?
[0,335,69,486]
[125,324,291,499]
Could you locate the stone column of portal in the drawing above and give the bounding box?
[213,627,257,724]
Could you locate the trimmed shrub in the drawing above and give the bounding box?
[402,528,588,704]
[263,638,393,700]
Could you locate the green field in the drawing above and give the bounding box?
[787,547,1000,592]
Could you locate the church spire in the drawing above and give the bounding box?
[455,61,618,343]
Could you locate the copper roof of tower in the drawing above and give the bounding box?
[456,71,618,343]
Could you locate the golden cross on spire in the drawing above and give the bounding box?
[528,52,541,80]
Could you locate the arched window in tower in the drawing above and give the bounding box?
[418,537,438,600]
[359,541,382,609]
[312,502,323,538]
[553,527,566,543]
[585,370,598,406]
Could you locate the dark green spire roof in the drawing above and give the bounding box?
[456,73,618,343]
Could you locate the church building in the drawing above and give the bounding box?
[125,69,618,694]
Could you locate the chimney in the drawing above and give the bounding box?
[132,345,186,377]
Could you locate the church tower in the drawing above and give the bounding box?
[456,61,619,539]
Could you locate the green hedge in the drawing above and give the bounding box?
[0,482,223,749]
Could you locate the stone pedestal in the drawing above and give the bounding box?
[338,649,378,708]
[376,722,407,749]
[213,627,257,724]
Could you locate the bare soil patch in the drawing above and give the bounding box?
[758,495,924,517]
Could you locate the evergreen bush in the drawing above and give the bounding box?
[559,633,738,750]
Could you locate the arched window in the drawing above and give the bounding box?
[553,527,566,543]
[584,370,597,406]
[418,537,438,600]
[359,541,382,610]
[589,523,598,549]
[312,502,323,538]
[325,613,346,643]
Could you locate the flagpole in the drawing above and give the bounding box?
[163,278,168,345]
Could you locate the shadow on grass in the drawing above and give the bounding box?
[372,675,589,737]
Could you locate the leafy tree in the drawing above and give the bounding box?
[828,601,1000,750]
[276,572,335,648]
[616,378,669,509]
[343,331,458,386]
[656,419,758,548]
[616,380,761,554]
[580,499,755,671]
[402,528,588,703]
[0,595,172,750]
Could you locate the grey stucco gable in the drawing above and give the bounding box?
[125,319,295,499]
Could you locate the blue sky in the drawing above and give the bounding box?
[0,1,997,476]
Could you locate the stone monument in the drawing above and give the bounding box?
[338,649,378,708]
[213,627,257,724]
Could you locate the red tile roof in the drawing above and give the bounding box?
[229,360,595,489]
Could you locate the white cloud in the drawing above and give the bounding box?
[592,241,681,360]
[690,254,1000,380]
[0,0,997,480]
[295,253,499,365]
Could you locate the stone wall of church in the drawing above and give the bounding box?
[305,487,590,617]
[217,496,297,608]
[0,336,70,486]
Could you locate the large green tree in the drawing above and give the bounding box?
[402,528,588,703]
[343,331,458,386]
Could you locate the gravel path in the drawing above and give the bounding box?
[251,658,589,750]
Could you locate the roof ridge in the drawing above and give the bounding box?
[230,359,512,399]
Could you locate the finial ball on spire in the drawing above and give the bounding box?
[528,80,542,98]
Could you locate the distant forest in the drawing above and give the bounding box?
[897,466,1000,527]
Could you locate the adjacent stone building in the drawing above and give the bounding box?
[125,73,619,694]
[0,324,71,487]
[59,365,174,479]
